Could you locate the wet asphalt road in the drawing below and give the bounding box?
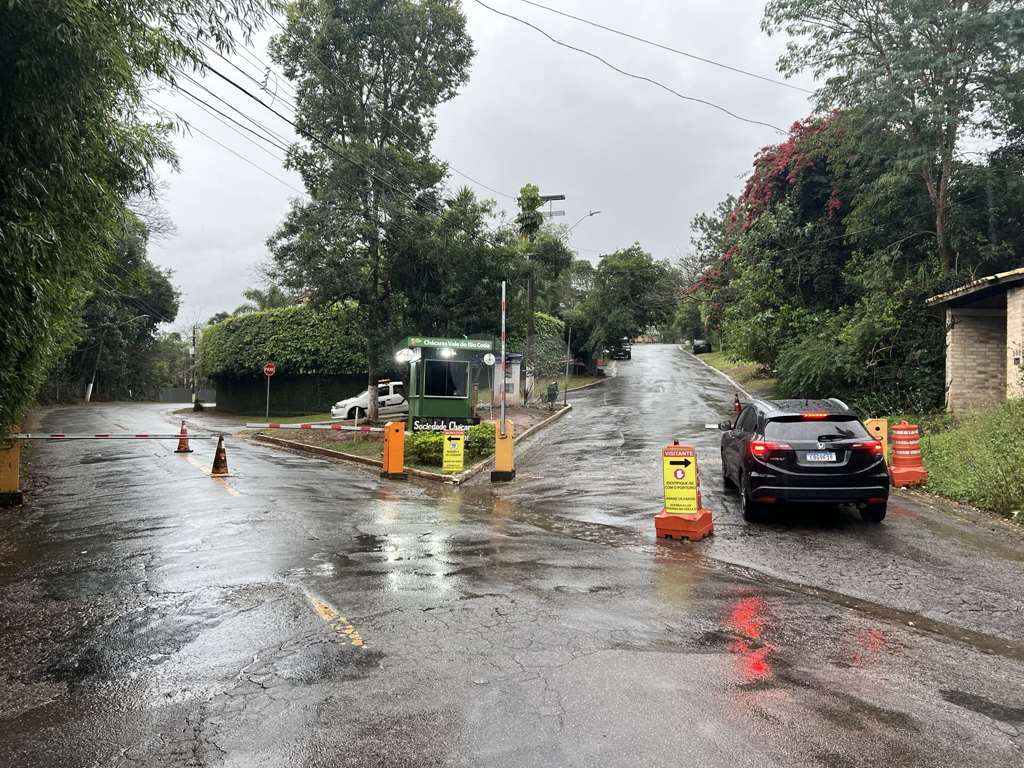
[2,344,1023,767]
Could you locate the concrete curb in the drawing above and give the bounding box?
[252,403,574,485]
[685,346,754,400]
[565,377,608,393]
[448,403,574,485]
[252,433,446,482]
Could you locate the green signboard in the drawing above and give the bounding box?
[401,336,493,352]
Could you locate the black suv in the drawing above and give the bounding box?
[719,399,889,523]
[608,338,632,360]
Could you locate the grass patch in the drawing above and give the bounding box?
[318,437,383,460]
[697,351,777,397]
[918,401,1024,519]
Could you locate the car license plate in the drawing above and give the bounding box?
[806,451,837,462]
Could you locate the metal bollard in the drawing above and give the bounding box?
[490,419,515,482]
[381,421,408,480]
[0,427,23,506]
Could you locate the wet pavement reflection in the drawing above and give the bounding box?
[1,348,1023,766]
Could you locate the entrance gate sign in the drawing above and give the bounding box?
[662,445,699,515]
[442,430,466,473]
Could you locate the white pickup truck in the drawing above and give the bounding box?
[330,380,408,420]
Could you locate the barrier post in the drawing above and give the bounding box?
[381,421,408,480]
[0,427,23,506]
[864,418,888,462]
[655,442,713,541]
[490,419,515,482]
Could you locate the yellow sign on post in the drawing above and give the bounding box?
[662,445,699,515]
[442,429,466,474]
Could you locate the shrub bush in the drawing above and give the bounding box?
[405,422,496,468]
[200,302,366,377]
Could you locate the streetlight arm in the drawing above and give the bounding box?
[568,210,601,232]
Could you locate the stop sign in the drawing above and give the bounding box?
[263,362,276,377]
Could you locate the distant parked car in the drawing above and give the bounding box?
[608,337,632,360]
[719,398,889,523]
[692,339,712,354]
[331,380,407,420]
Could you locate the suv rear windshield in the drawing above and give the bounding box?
[764,417,869,441]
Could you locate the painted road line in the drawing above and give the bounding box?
[180,454,241,496]
[307,594,366,648]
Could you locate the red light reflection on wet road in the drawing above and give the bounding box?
[727,596,773,682]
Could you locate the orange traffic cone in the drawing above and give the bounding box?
[211,435,230,476]
[174,420,193,453]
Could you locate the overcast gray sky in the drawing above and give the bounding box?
[147,0,816,331]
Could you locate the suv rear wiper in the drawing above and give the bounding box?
[816,433,853,441]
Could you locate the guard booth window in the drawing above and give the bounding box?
[425,360,468,398]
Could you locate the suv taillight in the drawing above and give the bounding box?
[749,440,792,458]
[853,440,885,457]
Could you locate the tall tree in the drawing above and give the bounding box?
[389,187,520,336]
[763,0,1024,273]
[0,0,275,430]
[57,220,180,402]
[268,0,474,419]
[578,245,678,356]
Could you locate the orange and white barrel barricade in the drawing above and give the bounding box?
[889,421,928,487]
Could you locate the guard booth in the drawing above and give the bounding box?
[396,336,494,432]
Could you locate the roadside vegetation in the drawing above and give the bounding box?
[697,352,777,398]
[679,2,1024,417]
[918,403,1024,520]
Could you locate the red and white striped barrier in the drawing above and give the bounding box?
[245,423,384,433]
[9,432,219,440]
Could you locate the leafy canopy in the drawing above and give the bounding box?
[0,0,277,429]
[763,0,1024,271]
[268,0,475,414]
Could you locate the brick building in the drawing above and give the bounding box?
[926,267,1024,412]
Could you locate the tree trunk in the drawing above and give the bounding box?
[923,162,953,274]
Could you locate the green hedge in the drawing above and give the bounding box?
[405,422,496,467]
[200,303,366,377]
[507,312,565,351]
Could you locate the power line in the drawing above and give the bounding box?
[197,58,416,199]
[147,98,305,195]
[511,0,812,94]
[173,83,290,156]
[175,68,296,149]
[196,35,300,114]
[265,12,518,200]
[470,0,787,134]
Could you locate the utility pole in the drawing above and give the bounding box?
[563,326,571,406]
[191,325,198,411]
[517,188,564,402]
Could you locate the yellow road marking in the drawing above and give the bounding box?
[307,595,365,648]
[179,454,241,496]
